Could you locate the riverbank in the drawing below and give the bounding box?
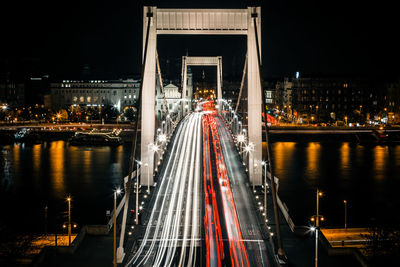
[2,123,400,144]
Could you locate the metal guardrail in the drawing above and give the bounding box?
[266,171,297,233]
[106,169,138,230]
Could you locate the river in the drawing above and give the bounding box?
[0,140,399,234]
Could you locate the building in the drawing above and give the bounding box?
[278,75,386,123]
[50,79,140,111]
[0,74,25,107]
[156,82,182,120]
[155,69,193,122]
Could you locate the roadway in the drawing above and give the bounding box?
[126,109,272,266]
[126,112,202,267]
[214,115,271,267]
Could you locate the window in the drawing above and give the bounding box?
[80,96,84,102]
[265,98,273,104]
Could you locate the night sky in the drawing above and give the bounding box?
[1,0,399,80]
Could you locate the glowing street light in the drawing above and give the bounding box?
[261,161,268,215]
[310,189,324,267]
[237,134,245,143]
[344,200,348,229]
[113,189,121,267]
[158,134,167,143]
[66,196,72,246]
[134,160,142,225]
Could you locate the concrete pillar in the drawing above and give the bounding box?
[247,7,262,186]
[140,6,157,186]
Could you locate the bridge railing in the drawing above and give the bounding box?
[266,171,298,233]
[106,169,139,230]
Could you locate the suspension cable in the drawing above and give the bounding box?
[234,53,248,115]
[156,51,170,119]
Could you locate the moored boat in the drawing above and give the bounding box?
[69,131,123,146]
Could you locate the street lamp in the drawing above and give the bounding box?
[310,189,324,267]
[113,189,121,267]
[144,163,150,194]
[244,142,254,170]
[66,196,72,246]
[158,133,167,143]
[149,143,159,172]
[344,200,348,230]
[261,161,268,215]
[135,160,142,225]
[310,226,319,267]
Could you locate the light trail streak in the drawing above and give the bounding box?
[126,112,202,267]
[215,115,270,267]
[202,112,224,267]
[206,113,250,267]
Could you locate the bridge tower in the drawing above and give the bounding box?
[141,6,262,186]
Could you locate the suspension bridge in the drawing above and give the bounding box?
[113,6,286,267]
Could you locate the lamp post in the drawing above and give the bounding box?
[237,134,245,160]
[262,161,267,215]
[344,200,348,230]
[66,196,72,246]
[310,189,324,267]
[113,189,121,267]
[135,160,142,225]
[310,226,319,267]
[144,163,150,194]
[149,143,159,172]
[244,142,254,174]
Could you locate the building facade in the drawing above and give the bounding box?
[50,79,140,111]
[0,75,25,107]
[276,75,386,123]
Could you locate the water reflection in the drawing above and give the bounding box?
[13,144,20,171]
[306,142,321,179]
[373,146,388,180]
[273,142,296,177]
[1,146,13,191]
[32,144,42,178]
[49,141,66,196]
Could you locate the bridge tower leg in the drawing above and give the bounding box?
[217,56,222,101]
[182,59,188,116]
[247,7,262,186]
[140,6,157,186]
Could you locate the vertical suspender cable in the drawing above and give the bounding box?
[252,10,287,260]
[234,54,248,115]
[118,9,152,255]
[156,51,170,118]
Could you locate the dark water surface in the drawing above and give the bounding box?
[0,141,130,233]
[271,142,400,227]
[1,141,399,234]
